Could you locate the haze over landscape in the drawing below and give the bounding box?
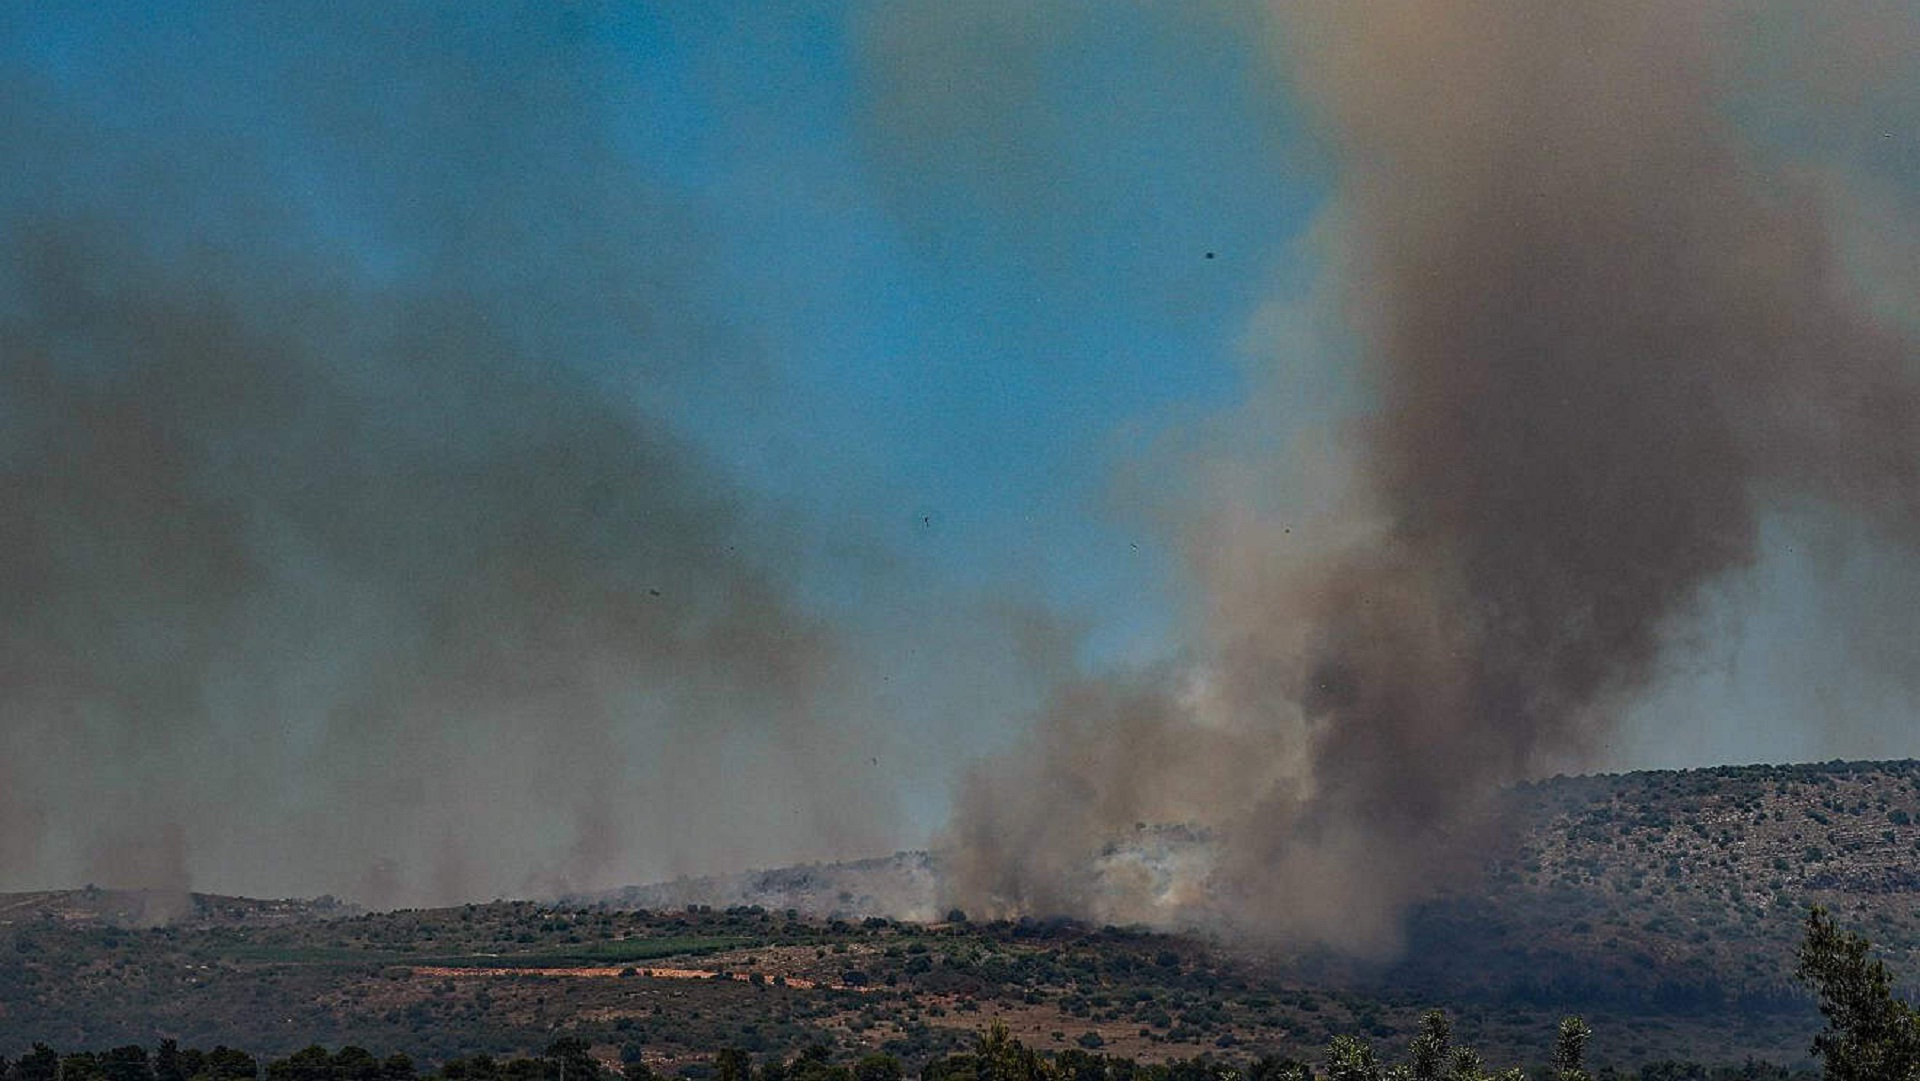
[3,0,1920,959]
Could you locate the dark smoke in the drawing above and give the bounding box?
[0,6,900,905]
[942,0,1920,952]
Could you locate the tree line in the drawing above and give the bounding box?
[0,1016,1787,1081]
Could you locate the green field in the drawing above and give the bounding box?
[422,936,751,968]
[206,934,751,968]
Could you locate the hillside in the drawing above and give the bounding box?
[0,888,359,929]
[577,759,1920,1008]
[1396,760,1920,1013]
[4,760,1919,1073]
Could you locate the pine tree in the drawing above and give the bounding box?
[1408,1011,1452,1081]
[1549,1017,1590,1081]
[1796,905,1920,1081]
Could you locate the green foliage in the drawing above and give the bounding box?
[265,1046,420,1081]
[1551,1017,1591,1081]
[1620,1063,1809,1080]
[439,1053,500,1080]
[1313,1013,1589,1081]
[1408,1011,1451,1081]
[155,1041,186,1081]
[976,1020,1051,1081]
[15,1046,60,1081]
[850,1055,902,1081]
[61,1052,103,1081]
[919,1023,1258,1081]
[202,1048,262,1081]
[786,1045,849,1081]
[1324,1036,1381,1081]
[334,1047,384,1081]
[1248,1056,1315,1081]
[0,1019,1805,1081]
[1794,906,1920,1080]
[544,1038,600,1081]
[1442,1049,1482,1081]
[270,1046,342,1081]
[103,1047,154,1081]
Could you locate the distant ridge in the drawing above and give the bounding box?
[578,759,1920,994]
[0,886,360,929]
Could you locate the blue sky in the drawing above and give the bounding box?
[7,0,1316,624]
[595,5,1318,646]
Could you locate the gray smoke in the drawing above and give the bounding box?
[940,0,1920,953]
[9,1,1920,941]
[0,5,902,906]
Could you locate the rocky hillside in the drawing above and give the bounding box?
[580,760,1920,1008]
[1392,760,1920,1008]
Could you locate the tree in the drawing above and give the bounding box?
[102,1046,153,1081]
[155,1042,186,1081]
[1249,1055,1315,1081]
[786,1047,848,1081]
[544,1039,599,1081]
[1324,1036,1381,1081]
[1550,1017,1591,1081]
[1796,905,1920,1081]
[201,1048,258,1081]
[1409,1011,1452,1081]
[714,1050,752,1081]
[442,1056,499,1081]
[62,1053,104,1081]
[15,1046,57,1081]
[1443,1049,1482,1081]
[267,1046,335,1081]
[974,1021,1047,1081]
[332,1047,381,1081]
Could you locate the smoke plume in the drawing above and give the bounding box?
[0,5,903,906]
[8,1,1919,945]
[941,0,1920,953]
